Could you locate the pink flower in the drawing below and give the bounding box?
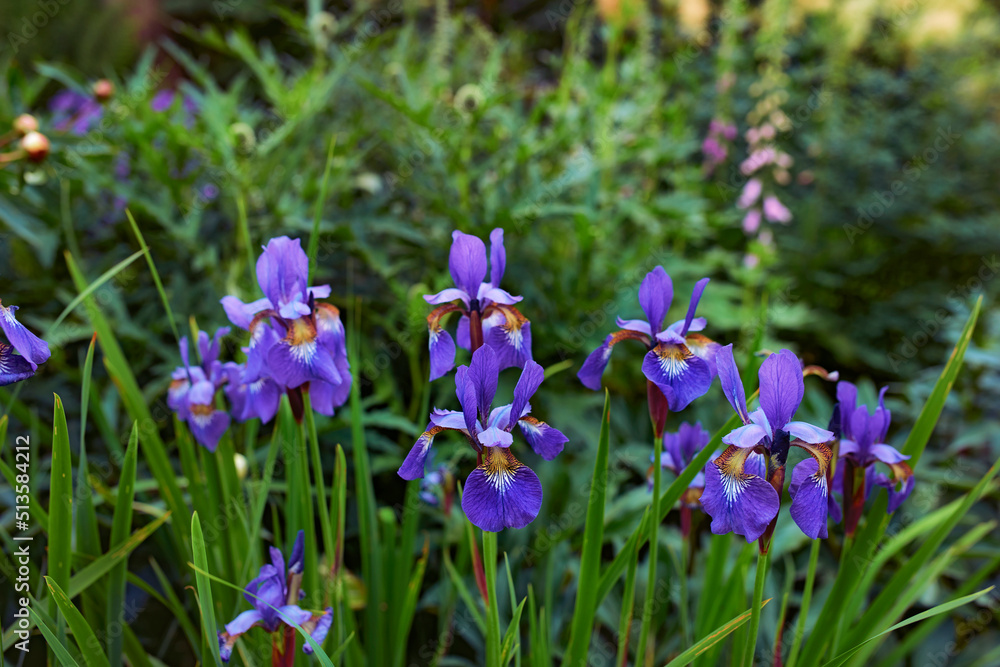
[763,195,792,223]
[742,209,762,234]
[743,253,760,269]
[737,179,762,209]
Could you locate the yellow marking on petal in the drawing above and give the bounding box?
[790,440,833,477]
[713,445,758,503]
[427,303,463,333]
[480,448,524,495]
[655,343,694,380]
[190,404,214,417]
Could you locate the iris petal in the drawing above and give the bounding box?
[518,416,568,460]
[716,344,750,423]
[0,343,37,386]
[0,304,50,367]
[398,427,444,480]
[788,458,831,539]
[641,343,713,411]
[758,349,804,431]
[449,231,488,298]
[462,448,542,532]
[701,445,779,543]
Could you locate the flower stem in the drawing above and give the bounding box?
[744,549,770,667]
[635,433,663,665]
[786,538,820,667]
[304,391,336,596]
[469,305,484,353]
[482,530,502,667]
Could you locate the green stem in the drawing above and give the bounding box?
[482,530,502,667]
[786,539,820,667]
[830,534,852,652]
[678,538,691,647]
[296,417,319,606]
[744,549,770,667]
[304,392,336,597]
[635,434,663,665]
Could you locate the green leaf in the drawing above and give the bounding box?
[69,513,170,598]
[75,334,101,560]
[46,250,146,336]
[125,210,180,342]
[483,530,502,667]
[30,607,83,667]
[901,295,982,467]
[664,599,772,667]
[107,422,139,667]
[65,250,190,554]
[308,135,337,283]
[563,390,611,667]
[46,577,112,667]
[191,512,223,667]
[49,395,73,615]
[821,588,995,667]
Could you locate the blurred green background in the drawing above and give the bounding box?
[1,0,999,664]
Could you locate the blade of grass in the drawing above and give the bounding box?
[125,209,180,342]
[615,519,641,667]
[307,134,337,283]
[442,548,486,633]
[785,538,820,667]
[841,457,1000,652]
[596,409,744,606]
[664,599,772,667]
[192,512,222,667]
[46,577,112,667]
[392,538,429,667]
[49,395,73,622]
[798,303,981,667]
[635,427,663,666]
[743,550,770,667]
[107,422,138,667]
[46,250,146,336]
[66,251,190,553]
[30,608,83,667]
[564,390,611,667]
[304,392,335,592]
[76,334,101,560]
[901,295,982,468]
[820,588,995,667]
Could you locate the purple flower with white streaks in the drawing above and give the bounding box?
[398,346,567,532]
[832,381,914,531]
[578,267,719,414]
[168,328,232,451]
[648,422,712,509]
[221,237,350,417]
[425,229,531,380]
[0,301,51,385]
[701,345,835,544]
[218,531,332,661]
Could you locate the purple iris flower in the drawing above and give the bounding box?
[49,90,102,135]
[221,237,351,417]
[222,361,282,424]
[0,301,51,385]
[398,346,567,532]
[701,345,835,544]
[833,381,914,530]
[648,422,712,509]
[425,229,531,380]
[168,328,232,451]
[218,531,333,661]
[578,267,719,413]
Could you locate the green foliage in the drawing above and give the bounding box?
[1,3,998,666]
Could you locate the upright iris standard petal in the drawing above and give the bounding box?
[468,346,500,421]
[758,349,804,429]
[716,344,750,423]
[221,295,272,329]
[678,277,710,336]
[0,303,51,368]
[255,237,311,319]
[0,343,37,386]
[508,360,544,428]
[702,445,780,543]
[462,448,543,532]
[637,267,673,335]
[489,227,506,288]
[448,231,488,299]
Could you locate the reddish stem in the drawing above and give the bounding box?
[647,380,669,441]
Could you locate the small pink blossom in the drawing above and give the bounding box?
[763,195,792,223]
[742,209,762,234]
[737,178,763,209]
